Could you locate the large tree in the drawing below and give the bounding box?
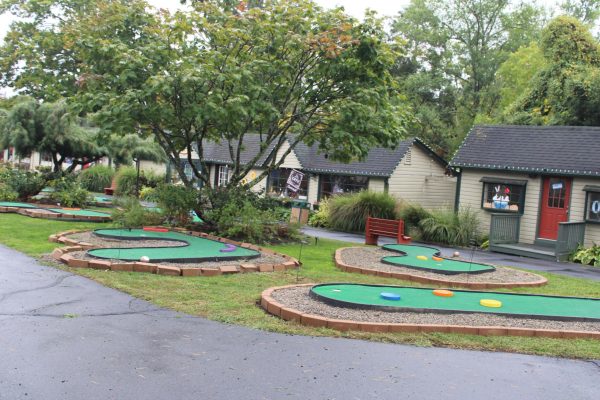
[504,16,600,125]
[392,0,545,153]
[0,97,105,172]
[68,0,411,190]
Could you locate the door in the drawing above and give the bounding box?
[538,177,571,240]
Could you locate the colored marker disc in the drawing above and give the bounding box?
[380,292,401,301]
[416,255,428,261]
[433,289,454,297]
[480,299,502,308]
[432,256,443,262]
[220,244,237,253]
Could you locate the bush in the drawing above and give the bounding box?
[112,197,164,228]
[328,191,397,233]
[206,200,299,244]
[308,197,330,228]
[155,184,198,226]
[571,243,600,267]
[418,207,482,247]
[139,186,158,202]
[114,166,138,197]
[397,202,432,236]
[78,165,115,193]
[0,166,46,200]
[48,176,91,207]
[0,182,18,201]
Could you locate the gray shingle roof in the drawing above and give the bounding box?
[450,125,600,177]
[199,136,446,177]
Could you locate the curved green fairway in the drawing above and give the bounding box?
[48,208,111,217]
[311,283,600,321]
[88,229,260,262]
[0,202,39,208]
[381,244,495,274]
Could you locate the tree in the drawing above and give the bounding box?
[68,0,411,191]
[559,0,600,26]
[0,97,105,172]
[392,0,545,153]
[0,0,96,101]
[504,16,600,125]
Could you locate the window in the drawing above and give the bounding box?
[267,168,308,198]
[320,175,369,198]
[217,165,231,187]
[547,178,567,208]
[480,177,527,213]
[584,186,600,223]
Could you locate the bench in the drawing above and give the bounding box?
[365,216,411,246]
[104,178,117,196]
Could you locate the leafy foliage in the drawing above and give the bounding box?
[0,164,46,200]
[417,207,482,246]
[114,167,164,197]
[48,175,91,207]
[155,184,198,226]
[77,165,115,193]
[327,191,398,233]
[571,243,600,267]
[111,197,164,229]
[308,197,331,228]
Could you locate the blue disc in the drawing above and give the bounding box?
[380,292,401,301]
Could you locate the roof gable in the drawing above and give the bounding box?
[450,125,600,177]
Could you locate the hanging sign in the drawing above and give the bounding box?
[552,183,563,190]
[286,169,304,193]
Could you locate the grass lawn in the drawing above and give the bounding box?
[1,213,600,359]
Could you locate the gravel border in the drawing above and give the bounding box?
[268,285,600,335]
[337,247,546,288]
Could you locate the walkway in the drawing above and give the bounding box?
[0,245,599,400]
[302,227,600,281]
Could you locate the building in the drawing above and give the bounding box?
[187,135,455,208]
[451,125,600,260]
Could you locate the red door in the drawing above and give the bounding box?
[538,177,571,240]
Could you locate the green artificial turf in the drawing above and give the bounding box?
[48,208,111,217]
[382,244,495,274]
[311,283,600,320]
[88,228,259,262]
[0,201,39,208]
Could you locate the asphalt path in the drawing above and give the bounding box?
[1,245,599,400]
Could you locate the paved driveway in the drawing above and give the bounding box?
[0,245,598,400]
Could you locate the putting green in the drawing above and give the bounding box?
[0,202,39,208]
[88,229,260,262]
[310,284,600,321]
[381,244,495,274]
[48,208,111,217]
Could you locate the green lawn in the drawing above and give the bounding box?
[1,213,600,359]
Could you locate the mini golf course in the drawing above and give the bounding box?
[381,244,495,274]
[0,201,111,221]
[88,229,261,262]
[310,283,600,322]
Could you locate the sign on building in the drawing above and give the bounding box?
[286,169,304,193]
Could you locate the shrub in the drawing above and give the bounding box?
[114,166,138,197]
[206,200,299,244]
[308,197,330,228]
[155,184,198,225]
[0,182,18,201]
[78,165,115,193]
[397,202,432,236]
[48,176,91,207]
[112,197,164,228]
[571,243,600,267]
[418,207,481,247]
[0,166,46,200]
[328,191,397,232]
[139,186,158,202]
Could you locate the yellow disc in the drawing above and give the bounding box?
[416,255,428,261]
[480,299,502,308]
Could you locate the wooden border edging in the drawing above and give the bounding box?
[334,247,547,289]
[50,229,300,277]
[261,284,600,340]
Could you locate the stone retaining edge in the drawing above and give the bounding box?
[50,229,300,277]
[0,206,110,222]
[261,284,600,340]
[334,247,548,289]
